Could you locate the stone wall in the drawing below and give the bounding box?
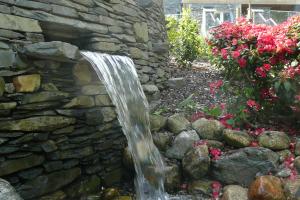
[0,0,168,199]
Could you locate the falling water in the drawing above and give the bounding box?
[81,52,168,200]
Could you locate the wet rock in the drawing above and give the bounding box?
[94,95,112,106]
[50,146,94,160]
[182,145,210,179]
[102,188,119,200]
[122,147,134,170]
[40,191,66,200]
[212,147,279,186]
[248,175,286,200]
[222,185,248,200]
[150,114,167,132]
[188,179,213,197]
[152,131,173,151]
[0,178,22,200]
[65,175,101,198]
[0,116,76,131]
[81,85,107,95]
[13,74,41,92]
[258,131,290,150]
[43,161,63,172]
[41,140,58,153]
[192,118,224,141]
[0,155,45,176]
[64,96,95,108]
[167,113,190,134]
[18,168,81,199]
[166,130,199,160]
[283,176,300,200]
[18,168,43,180]
[223,129,252,148]
[168,77,185,89]
[73,61,93,85]
[21,91,70,104]
[23,41,80,61]
[164,163,181,192]
[0,102,17,110]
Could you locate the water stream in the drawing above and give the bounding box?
[81,52,168,200]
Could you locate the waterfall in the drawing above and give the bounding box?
[81,52,168,200]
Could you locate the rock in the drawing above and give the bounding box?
[5,83,15,94]
[13,74,41,92]
[0,116,76,132]
[188,179,213,197]
[81,85,107,95]
[212,147,279,186]
[143,84,159,95]
[21,91,70,104]
[223,129,252,148]
[40,191,66,200]
[152,131,173,151]
[18,168,43,180]
[222,185,248,200]
[44,161,63,172]
[129,47,148,60]
[73,61,93,85]
[192,118,224,141]
[150,114,167,132]
[18,168,81,199]
[0,178,22,200]
[102,188,119,200]
[94,95,112,106]
[167,113,190,134]
[0,13,42,32]
[0,102,17,110]
[295,140,300,156]
[248,175,286,200]
[205,140,224,149]
[258,131,290,150]
[65,175,101,198]
[133,22,149,42]
[41,140,58,153]
[64,96,95,108]
[0,77,4,96]
[277,150,292,162]
[295,156,300,173]
[182,145,210,179]
[166,130,199,160]
[0,155,45,176]
[168,77,185,89]
[164,163,181,192]
[51,146,94,160]
[41,83,58,91]
[23,41,80,62]
[283,175,300,200]
[0,49,15,68]
[122,147,134,170]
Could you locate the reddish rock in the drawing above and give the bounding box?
[248,175,286,200]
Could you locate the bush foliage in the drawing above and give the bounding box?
[207,16,300,124]
[166,8,210,67]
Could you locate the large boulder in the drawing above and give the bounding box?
[166,130,199,160]
[212,147,279,186]
[248,175,286,200]
[152,131,173,151]
[192,118,224,141]
[167,113,190,134]
[258,131,290,150]
[164,163,181,192]
[182,145,210,179]
[0,178,22,200]
[150,114,167,132]
[222,185,248,200]
[23,41,80,62]
[223,129,252,148]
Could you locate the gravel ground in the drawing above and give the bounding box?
[157,60,224,117]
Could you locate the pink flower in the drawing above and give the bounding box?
[221,48,228,59]
[247,99,261,111]
[209,148,222,160]
[231,50,240,59]
[237,58,247,68]
[263,63,272,71]
[211,181,222,200]
[209,80,223,96]
[249,141,259,147]
[255,67,267,78]
[232,38,238,45]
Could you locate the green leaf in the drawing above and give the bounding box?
[274,81,281,91]
[284,81,291,92]
[226,118,235,125]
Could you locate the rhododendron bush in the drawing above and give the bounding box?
[207,16,300,121]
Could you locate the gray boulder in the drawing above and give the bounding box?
[0,178,22,200]
[166,130,199,160]
[192,118,224,141]
[212,147,279,186]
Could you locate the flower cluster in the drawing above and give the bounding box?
[207,16,300,121]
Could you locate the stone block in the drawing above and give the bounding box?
[0,13,42,32]
[133,22,149,42]
[73,61,93,85]
[13,74,41,93]
[63,96,95,108]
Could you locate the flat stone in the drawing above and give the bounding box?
[0,154,45,176]
[0,13,42,32]
[21,91,70,104]
[23,41,80,62]
[64,96,95,108]
[95,95,113,106]
[88,42,121,52]
[0,102,16,110]
[43,161,63,172]
[133,22,149,42]
[65,175,101,198]
[15,0,51,11]
[192,118,224,141]
[0,49,15,68]
[40,191,67,200]
[212,147,279,186]
[17,101,61,110]
[0,116,76,132]
[222,185,248,200]
[41,140,58,153]
[18,167,43,180]
[51,146,94,160]
[52,4,79,18]
[18,168,81,199]
[167,113,190,134]
[13,74,41,93]
[168,77,185,89]
[81,85,107,95]
[166,130,199,160]
[73,61,93,85]
[258,131,290,150]
[129,47,148,60]
[223,129,252,148]
[0,77,4,96]
[0,178,22,200]
[0,29,24,39]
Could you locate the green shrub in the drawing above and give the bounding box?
[166,8,210,67]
